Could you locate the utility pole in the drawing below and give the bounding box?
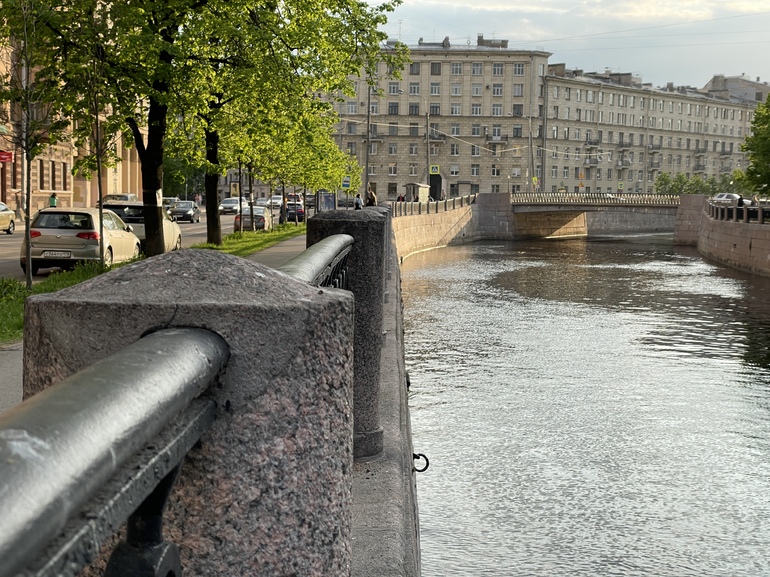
[425,106,431,197]
[363,79,372,199]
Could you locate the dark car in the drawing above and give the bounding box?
[285,202,305,222]
[169,200,201,223]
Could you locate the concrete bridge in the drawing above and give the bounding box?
[1,193,683,577]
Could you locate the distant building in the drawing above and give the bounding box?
[331,34,756,199]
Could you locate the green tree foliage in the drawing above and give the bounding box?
[742,95,770,195]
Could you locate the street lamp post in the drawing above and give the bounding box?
[363,80,372,199]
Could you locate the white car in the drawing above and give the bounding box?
[267,195,284,208]
[711,193,743,204]
[218,197,242,214]
[102,202,182,253]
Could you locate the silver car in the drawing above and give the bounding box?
[20,208,141,275]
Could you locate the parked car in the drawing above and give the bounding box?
[267,195,284,209]
[712,193,743,204]
[169,200,201,223]
[20,208,141,275]
[0,201,15,234]
[219,197,242,214]
[254,197,268,207]
[285,202,305,222]
[102,202,182,253]
[233,206,274,231]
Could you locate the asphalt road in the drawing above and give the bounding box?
[0,211,244,282]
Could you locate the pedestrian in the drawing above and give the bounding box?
[49,192,58,207]
[354,193,363,210]
[366,188,377,207]
[752,195,760,207]
[737,195,745,207]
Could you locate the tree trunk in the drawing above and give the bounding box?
[205,127,222,245]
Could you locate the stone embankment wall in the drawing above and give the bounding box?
[585,206,677,235]
[673,194,705,246]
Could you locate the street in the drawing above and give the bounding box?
[0,211,241,281]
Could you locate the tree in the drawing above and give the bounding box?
[742,95,770,195]
[0,0,70,288]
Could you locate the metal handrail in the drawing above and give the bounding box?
[278,234,354,288]
[0,328,230,577]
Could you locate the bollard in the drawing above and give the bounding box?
[308,208,389,459]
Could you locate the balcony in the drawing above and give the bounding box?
[584,158,599,166]
[485,134,510,143]
[617,159,631,167]
[694,146,708,153]
[617,141,632,150]
[648,143,662,151]
[719,165,733,173]
[648,161,661,168]
[585,138,600,146]
[694,163,707,171]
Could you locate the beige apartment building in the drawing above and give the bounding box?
[332,34,758,200]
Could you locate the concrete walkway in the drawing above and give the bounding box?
[0,235,308,413]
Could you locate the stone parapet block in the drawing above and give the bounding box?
[23,249,355,576]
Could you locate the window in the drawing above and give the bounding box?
[513,104,523,117]
[370,143,378,155]
[409,82,420,95]
[565,87,571,100]
[409,103,420,115]
[492,125,502,137]
[430,83,440,96]
[409,62,420,75]
[511,167,521,177]
[472,83,483,96]
[551,166,558,178]
[471,164,480,176]
[368,165,376,175]
[388,82,400,95]
[389,122,398,135]
[429,103,440,115]
[347,101,358,114]
[492,104,502,116]
[450,164,460,176]
[346,122,356,134]
[388,102,399,115]
[563,166,569,178]
[409,143,418,155]
[388,163,397,175]
[388,143,397,154]
[370,101,379,114]
[409,123,419,136]
[409,164,417,176]
[472,63,483,76]
[430,62,441,75]
[472,124,481,136]
[451,62,463,75]
[451,103,461,116]
[493,63,504,76]
[513,84,524,97]
[471,104,482,116]
[491,165,501,177]
[492,84,503,96]
[471,145,480,156]
[451,143,460,156]
[451,83,462,96]
[513,125,523,137]
[347,142,356,154]
[513,63,525,76]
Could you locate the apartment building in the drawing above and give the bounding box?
[332,34,756,199]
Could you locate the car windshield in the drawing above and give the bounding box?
[175,202,194,209]
[34,212,93,229]
[222,199,238,205]
[105,206,144,223]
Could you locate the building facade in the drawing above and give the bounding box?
[332,34,757,200]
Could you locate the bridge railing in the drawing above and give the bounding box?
[511,192,680,205]
[390,193,477,217]
[4,232,381,577]
[0,328,230,577]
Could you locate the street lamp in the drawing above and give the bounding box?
[363,79,373,200]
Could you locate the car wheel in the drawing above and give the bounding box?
[132,244,141,259]
[103,248,113,268]
[174,236,182,251]
[6,220,14,234]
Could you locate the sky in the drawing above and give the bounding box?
[368,0,770,89]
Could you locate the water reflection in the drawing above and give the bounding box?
[403,235,770,576]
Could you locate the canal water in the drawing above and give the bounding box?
[402,235,770,576]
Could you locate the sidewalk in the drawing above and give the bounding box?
[0,235,308,414]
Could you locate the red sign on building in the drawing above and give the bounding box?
[0,151,13,163]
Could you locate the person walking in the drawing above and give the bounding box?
[366,188,377,207]
[48,192,58,207]
[354,193,363,210]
